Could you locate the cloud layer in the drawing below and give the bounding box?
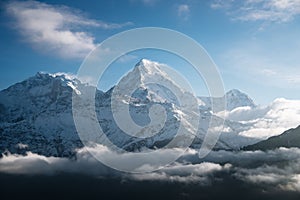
[5,1,132,59]
[211,0,300,22]
[2,146,300,193]
[215,98,300,140]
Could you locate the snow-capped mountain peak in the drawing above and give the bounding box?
[135,59,162,72]
[132,59,170,81]
[226,89,244,96]
[225,89,256,110]
[115,59,184,104]
[198,89,256,112]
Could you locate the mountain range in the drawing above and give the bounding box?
[0,59,299,157]
[244,125,300,151]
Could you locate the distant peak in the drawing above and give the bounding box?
[226,89,249,97]
[225,89,256,109]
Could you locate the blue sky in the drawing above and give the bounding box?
[0,0,300,105]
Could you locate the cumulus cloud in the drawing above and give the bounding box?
[200,147,300,166]
[204,148,300,192]
[2,146,300,192]
[218,98,300,139]
[0,146,229,185]
[177,4,190,20]
[211,0,300,23]
[234,159,300,192]
[201,148,300,192]
[5,1,132,59]
[131,162,230,183]
[0,146,180,175]
[284,174,300,191]
[0,150,116,176]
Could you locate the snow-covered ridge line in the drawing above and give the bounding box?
[0,59,299,158]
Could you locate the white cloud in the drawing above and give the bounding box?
[233,159,300,192]
[210,0,234,9]
[261,68,278,76]
[132,162,230,183]
[191,148,300,192]
[200,148,300,192]
[284,174,300,191]
[3,146,300,193]
[116,54,138,63]
[5,1,132,59]
[129,0,159,6]
[211,0,300,22]
[0,146,228,185]
[219,98,300,139]
[177,4,190,20]
[201,148,300,166]
[260,68,300,85]
[220,40,300,92]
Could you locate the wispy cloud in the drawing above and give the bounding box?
[261,68,300,84]
[220,40,300,91]
[5,1,132,59]
[130,0,159,6]
[177,4,190,20]
[210,0,234,10]
[211,0,300,22]
[116,54,138,63]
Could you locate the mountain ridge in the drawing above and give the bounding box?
[244,125,300,151]
[198,89,256,113]
[0,59,277,157]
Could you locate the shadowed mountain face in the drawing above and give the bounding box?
[244,125,300,151]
